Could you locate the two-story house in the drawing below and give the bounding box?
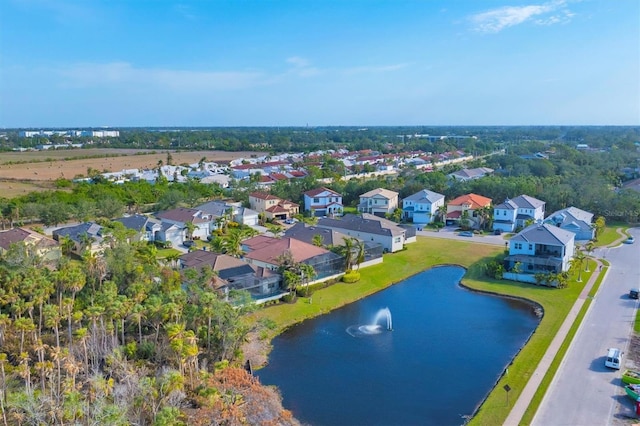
[357,188,399,217]
[303,187,343,217]
[249,192,299,221]
[402,189,445,224]
[446,193,492,229]
[544,206,595,241]
[155,208,212,242]
[504,223,575,282]
[493,195,546,233]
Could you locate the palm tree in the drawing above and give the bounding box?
[436,204,448,223]
[353,238,366,270]
[339,237,355,272]
[60,236,75,256]
[183,221,197,241]
[312,234,324,247]
[570,249,586,282]
[584,241,596,272]
[266,223,284,238]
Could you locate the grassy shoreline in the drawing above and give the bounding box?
[249,236,590,425]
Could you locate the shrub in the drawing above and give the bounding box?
[282,293,297,303]
[342,270,361,283]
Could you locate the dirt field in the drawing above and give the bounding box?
[0,149,265,181]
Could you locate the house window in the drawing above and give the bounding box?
[529,244,533,250]
[515,243,522,250]
[394,237,401,243]
[314,198,319,203]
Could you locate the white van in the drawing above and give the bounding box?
[605,348,623,369]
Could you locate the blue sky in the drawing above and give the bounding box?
[1,0,638,127]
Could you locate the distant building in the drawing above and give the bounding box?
[447,167,494,182]
[357,188,399,217]
[544,206,595,241]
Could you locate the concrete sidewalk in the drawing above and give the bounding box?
[503,259,605,426]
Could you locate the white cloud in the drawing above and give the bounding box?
[285,56,321,77]
[469,0,574,33]
[58,62,266,91]
[342,63,409,75]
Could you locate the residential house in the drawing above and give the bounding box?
[179,249,281,298]
[447,167,494,182]
[492,195,546,233]
[544,207,595,241]
[303,187,344,217]
[113,214,162,243]
[196,200,259,227]
[357,188,399,217]
[52,222,105,255]
[284,223,384,266]
[446,193,492,229]
[0,227,61,263]
[155,208,212,241]
[316,213,414,253]
[249,192,299,221]
[503,223,576,282]
[242,235,343,280]
[402,189,445,224]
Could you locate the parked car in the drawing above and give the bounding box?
[624,236,635,244]
[459,231,473,237]
[183,240,195,248]
[493,229,502,235]
[630,288,639,299]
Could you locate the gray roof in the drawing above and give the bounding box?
[403,189,445,204]
[52,222,103,242]
[495,194,545,210]
[283,223,356,246]
[545,206,593,228]
[448,167,494,179]
[114,214,160,232]
[195,201,231,218]
[511,223,575,246]
[317,213,404,237]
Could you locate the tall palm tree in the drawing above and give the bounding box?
[183,221,197,241]
[339,237,355,272]
[354,238,366,270]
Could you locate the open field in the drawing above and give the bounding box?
[0,149,265,182]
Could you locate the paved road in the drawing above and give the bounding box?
[532,228,640,426]
[416,226,508,246]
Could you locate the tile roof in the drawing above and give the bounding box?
[156,208,206,224]
[249,192,281,201]
[243,236,333,264]
[179,250,256,279]
[0,228,58,250]
[447,193,492,209]
[304,187,341,197]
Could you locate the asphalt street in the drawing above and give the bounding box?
[532,228,640,426]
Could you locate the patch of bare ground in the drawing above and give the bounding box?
[0,150,266,181]
[242,330,272,369]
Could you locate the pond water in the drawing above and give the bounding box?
[257,266,540,426]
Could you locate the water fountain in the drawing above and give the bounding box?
[347,307,392,336]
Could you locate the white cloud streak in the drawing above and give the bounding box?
[469,0,574,33]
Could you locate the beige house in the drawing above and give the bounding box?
[446,193,492,229]
[357,188,399,217]
[0,227,61,263]
[249,192,299,220]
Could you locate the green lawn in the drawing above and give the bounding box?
[156,248,182,259]
[251,236,588,426]
[595,225,627,247]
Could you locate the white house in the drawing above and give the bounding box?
[493,195,546,233]
[357,188,399,217]
[544,207,595,241]
[402,189,445,224]
[504,223,576,282]
[303,187,343,217]
[155,208,212,241]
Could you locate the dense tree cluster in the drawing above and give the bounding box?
[0,238,295,425]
